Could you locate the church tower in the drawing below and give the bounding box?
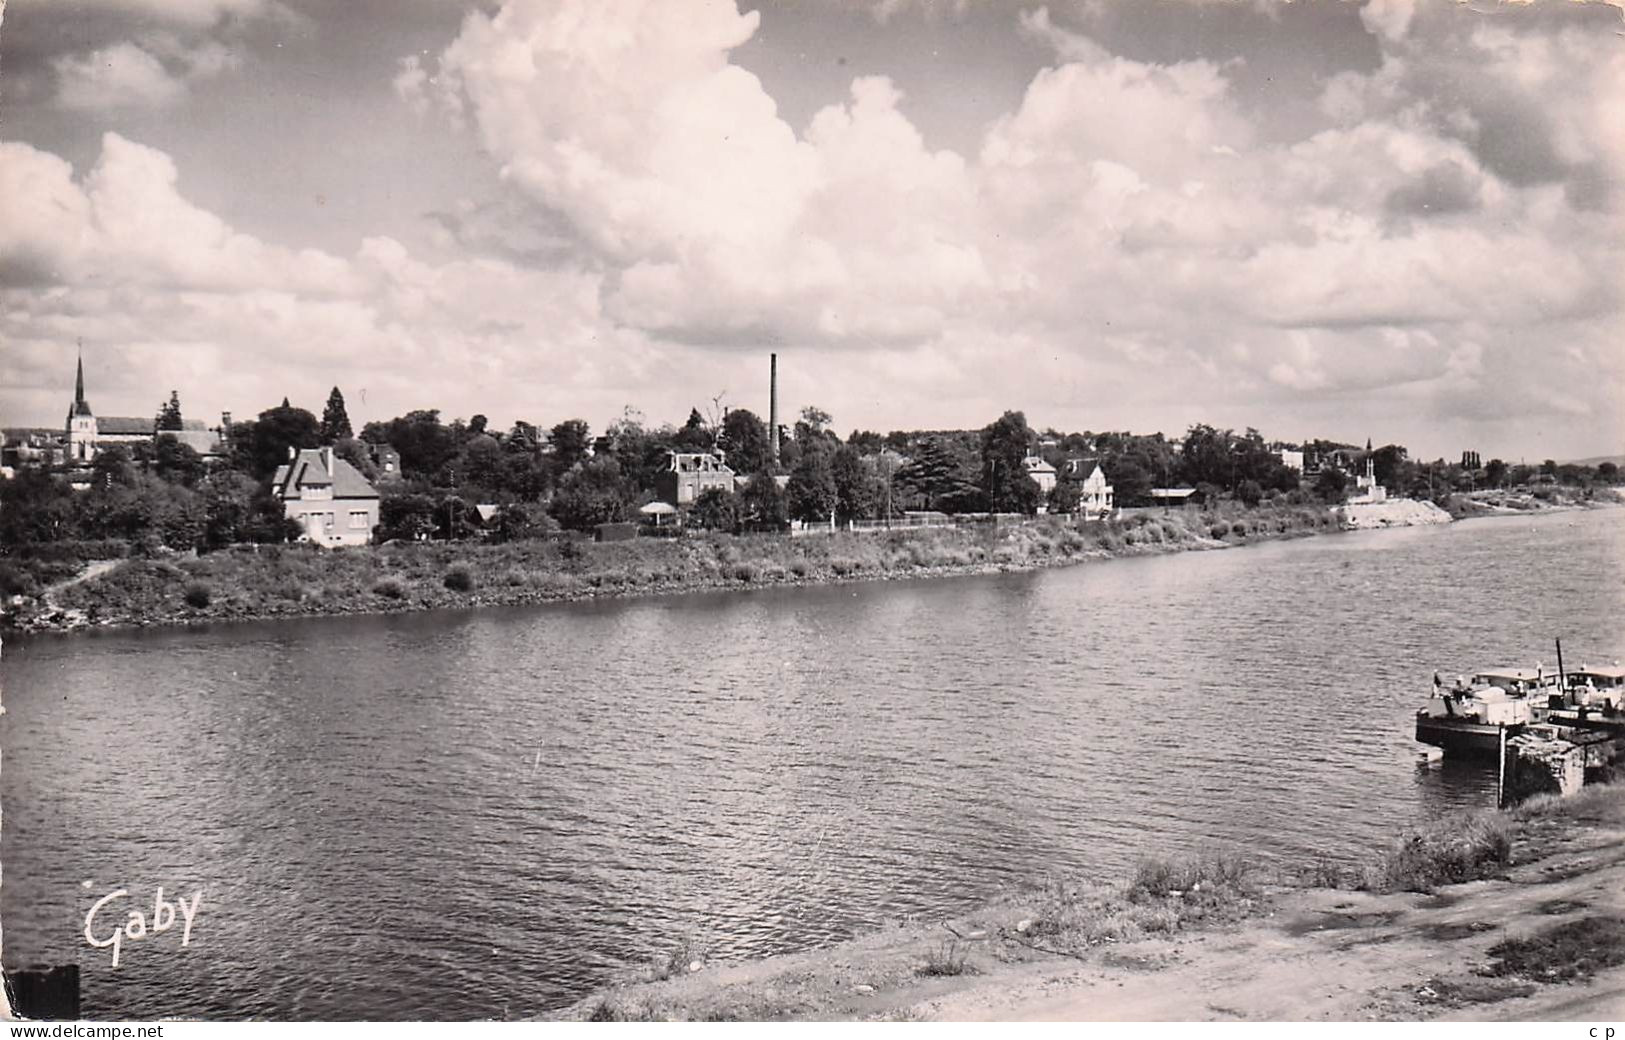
[66,351,98,462]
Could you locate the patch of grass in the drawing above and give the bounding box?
[443,565,475,592]
[1415,975,1537,1007]
[1486,916,1625,982]
[1298,857,1349,889]
[372,577,407,600]
[1011,851,1261,957]
[1362,813,1513,893]
[918,938,975,977]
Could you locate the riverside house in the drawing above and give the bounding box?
[656,451,735,506]
[273,446,381,546]
[1065,458,1115,519]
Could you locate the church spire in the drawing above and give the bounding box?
[71,343,94,418]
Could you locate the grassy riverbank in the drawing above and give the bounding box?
[4,501,1349,632]
[561,782,1625,1022]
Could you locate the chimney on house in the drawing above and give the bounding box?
[288,445,297,460]
[321,446,334,475]
[769,352,779,465]
[221,411,232,430]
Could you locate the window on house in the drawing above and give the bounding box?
[349,511,368,529]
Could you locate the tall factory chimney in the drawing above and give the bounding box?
[769,352,780,465]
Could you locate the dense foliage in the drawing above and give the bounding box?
[5,381,1620,569]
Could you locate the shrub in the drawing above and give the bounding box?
[0,562,38,598]
[443,565,475,592]
[183,582,212,608]
[373,577,408,600]
[919,938,975,977]
[1362,813,1513,893]
[788,559,810,578]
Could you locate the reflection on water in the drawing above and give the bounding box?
[3,508,1620,1019]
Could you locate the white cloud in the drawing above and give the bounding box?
[1359,0,1416,43]
[52,43,187,110]
[4,0,1623,460]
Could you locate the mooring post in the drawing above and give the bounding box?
[1497,724,1510,809]
[4,964,81,1021]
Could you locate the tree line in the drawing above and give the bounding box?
[3,384,1619,555]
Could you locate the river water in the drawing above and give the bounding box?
[3,508,1620,1019]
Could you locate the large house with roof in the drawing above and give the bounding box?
[273,446,381,546]
[1064,458,1115,519]
[656,451,736,506]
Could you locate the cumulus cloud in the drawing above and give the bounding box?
[43,0,274,111]
[0,131,643,432]
[4,0,1622,459]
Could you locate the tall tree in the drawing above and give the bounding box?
[248,402,321,478]
[320,387,353,442]
[153,434,205,486]
[831,445,882,524]
[550,419,593,471]
[718,408,771,475]
[156,390,183,431]
[737,470,788,530]
[981,410,1041,514]
[894,438,980,513]
[361,410,456,481]
[672,407,714,453]
[787,445,837,523]
[549,456,633,530]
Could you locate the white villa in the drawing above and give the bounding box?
[1066,458,1115,519]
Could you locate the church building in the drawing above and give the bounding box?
[65,355,158,462]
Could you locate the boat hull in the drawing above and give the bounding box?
[1414,714,1521,756]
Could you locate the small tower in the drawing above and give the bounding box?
[66,349,98,462]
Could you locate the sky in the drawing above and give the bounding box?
[1,0,1622,462]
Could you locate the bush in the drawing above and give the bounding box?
[919,938,975,977]
[183,582,212,608]
[373,577,408,600]
[443,565,475,592]
[1362,814,1513,893]
[0,561,39,597]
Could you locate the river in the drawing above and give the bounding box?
[3,508,1620,1019]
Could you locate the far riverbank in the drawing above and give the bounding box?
[5,494,1609,636]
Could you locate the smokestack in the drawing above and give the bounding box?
[769,352,779,465]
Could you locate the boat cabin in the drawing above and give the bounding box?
[1563,664,1625,711]
[1467,668,1561,695]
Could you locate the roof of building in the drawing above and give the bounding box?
[1149,487,1198,499]
[668,451,733,473]
[96,416,156,435]
[164,429,222,454]
[1065,457,1106,481]
[273,448,379,500]
[1023,455,1056,474]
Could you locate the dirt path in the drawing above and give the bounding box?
[564,788,1625,1021]
[38,559,121,607]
